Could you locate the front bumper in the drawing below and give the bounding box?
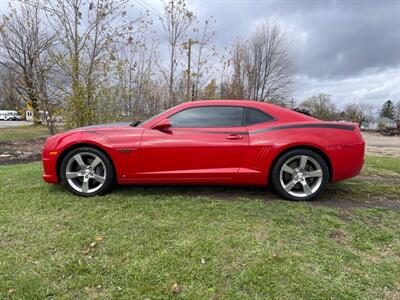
[42,152,59,184]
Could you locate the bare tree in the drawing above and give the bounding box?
[395,101,400,125]
[159,0,195,106]
[244,21,293,102]
[191,17,217,100]
[114,24,160,119]
[227,40,247,99]
[202,78,217,100]
[220,21,292,103]
[342,103,364,124]
[217,50,231,99]
[0,66,21,110]
[0,3,53,125]
[33,0,142,127]
[300,94,337,121]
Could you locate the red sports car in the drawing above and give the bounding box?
[42,100,365,200]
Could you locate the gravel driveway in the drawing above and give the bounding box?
[0,121,32,128]
[362,131,400,158]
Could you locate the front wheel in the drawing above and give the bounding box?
[60,147,114,196]
[271,149,329,201]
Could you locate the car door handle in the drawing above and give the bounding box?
[226,134,243,140]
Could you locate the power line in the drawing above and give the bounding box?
[132,0,164,20]
[138,0,164,16]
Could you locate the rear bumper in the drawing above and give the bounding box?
[331,142,365,182]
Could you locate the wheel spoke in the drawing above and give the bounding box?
[299,155,308,169]
[282,164,295,175]
[306,169,323,178]
[66,171,82,179]
[73,154,85,168]
[301,181,312,196]
[93,174,105,184]
[284,179,297,192]
[82,177,89,193]
[90,157,102,169]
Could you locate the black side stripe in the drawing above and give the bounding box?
[203,131,248,135]
[165,123,355,136]
[250,123,355,134]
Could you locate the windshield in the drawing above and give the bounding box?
[131,107,175,127]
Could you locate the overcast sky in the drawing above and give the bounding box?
[185,0,400,108]
[1,0,399,108]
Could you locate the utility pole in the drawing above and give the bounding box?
[183,38,198,101]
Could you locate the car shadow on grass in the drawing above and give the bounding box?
[90,182,400,211]
[48,178,400,211]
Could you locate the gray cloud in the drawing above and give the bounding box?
[1,0,399,106]
[188,0,400,105]
[192,0,400,77]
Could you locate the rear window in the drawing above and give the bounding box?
[243,108,274,126]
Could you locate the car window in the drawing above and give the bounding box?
[243,107,274,126]
[170,106,244,128]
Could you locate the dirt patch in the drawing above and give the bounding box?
[355,174,400,184]
[0,138,45,165]
[329,229,346,242]
[311,195,400,212]
[362,131,400,158]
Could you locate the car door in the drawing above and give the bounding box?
[138,106,249,181]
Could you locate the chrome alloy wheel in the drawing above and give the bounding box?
[279,155,323,198]
[65,152,106,194]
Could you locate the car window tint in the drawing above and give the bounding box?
[244,108,273,126]
[170,106,243,128]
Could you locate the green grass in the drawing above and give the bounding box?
[364,156,400,175]
[0,158,399,299]
[0,126,51,142]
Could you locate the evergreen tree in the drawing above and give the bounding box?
[379,100,395,119]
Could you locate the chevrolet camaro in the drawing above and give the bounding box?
[42,100,365,200]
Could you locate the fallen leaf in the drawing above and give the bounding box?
[8,288,16,294]
[90,241,97,248]
[171,283,181,295]
[83,248,90,255]
[95,235,103,241]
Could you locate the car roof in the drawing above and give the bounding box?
[177,100,317,122]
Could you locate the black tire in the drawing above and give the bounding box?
[271,149,330,201]
[60,147,114,197]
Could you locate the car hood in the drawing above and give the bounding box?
[71,121,135,132]
[44,121,142,150]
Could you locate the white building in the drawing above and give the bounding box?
[25,110,47,124]
[361,117,397,130]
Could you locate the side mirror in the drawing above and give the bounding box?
[152,118,172,131]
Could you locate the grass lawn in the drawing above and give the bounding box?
[0,126,56,142]
[0,157,399,299]
[364,156,400,175]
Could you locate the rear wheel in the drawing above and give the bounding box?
[271,149,329,201]
[60,147,114,196]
